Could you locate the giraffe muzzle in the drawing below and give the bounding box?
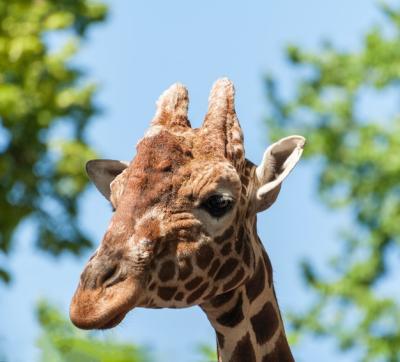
[69,275,143,330]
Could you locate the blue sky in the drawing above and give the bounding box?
[0,1,388,361]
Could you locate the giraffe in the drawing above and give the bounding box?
[70,78,305,362]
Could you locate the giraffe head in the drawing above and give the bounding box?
[70,78,305,330]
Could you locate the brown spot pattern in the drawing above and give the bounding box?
[187,282,209,304]
[196,244,214,269]
[175,292,184,301]
[216,292,244,327]
[216,331,225,349]
[235,148,244,161]
[158,286,177,300]
[178,257,193,280]
[215,258,239,280]
[215,226,234,244]
[223,267,245,291]
[245,261,265,303]
[242,240,251,267]
[220,242,232,256]
[158,260,176,282]
[229,333,256,362]
[203,286,218,300]
[250,302,279,345]
[208,259,221,277]
[210,289,235,308]
[262,247,273,287]
[185,276,203,290]
[262,333,294,362]
[241,174,250,187]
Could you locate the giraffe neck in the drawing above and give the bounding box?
[201,241,294,362]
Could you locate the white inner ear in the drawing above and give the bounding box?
[109,167,129,207]
[256,135,305,200]
[86,159,129,201]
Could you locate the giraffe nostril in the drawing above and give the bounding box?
[99,264,120,288]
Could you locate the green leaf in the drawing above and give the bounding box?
[36,301,150,362]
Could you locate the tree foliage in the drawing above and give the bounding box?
[265,3,400,361]
[195,344,217,362]
[36,301,149,362]
[0,0,107,283]
[36,301,220,362]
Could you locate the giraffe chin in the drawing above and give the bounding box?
[97,311,127,330]
[69,277,142,330]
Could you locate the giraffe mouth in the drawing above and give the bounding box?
[98,311,128,330]
[70,277,142,330]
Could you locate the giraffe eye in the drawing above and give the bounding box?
[202,194,234,218]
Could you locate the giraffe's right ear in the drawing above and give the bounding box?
[254,136,305,212]
[86,159,129,201]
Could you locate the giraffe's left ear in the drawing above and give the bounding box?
[86,159,129,201]
[254,135,306,212]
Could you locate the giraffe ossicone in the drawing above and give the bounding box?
[70,78,305,361]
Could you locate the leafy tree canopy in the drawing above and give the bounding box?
[0,0,107,283]
[36,301,149,362]
[36,301,219,362]
[265,2,400,361]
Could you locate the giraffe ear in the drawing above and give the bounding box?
[86,159,129,201]
[254,136,305,212]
